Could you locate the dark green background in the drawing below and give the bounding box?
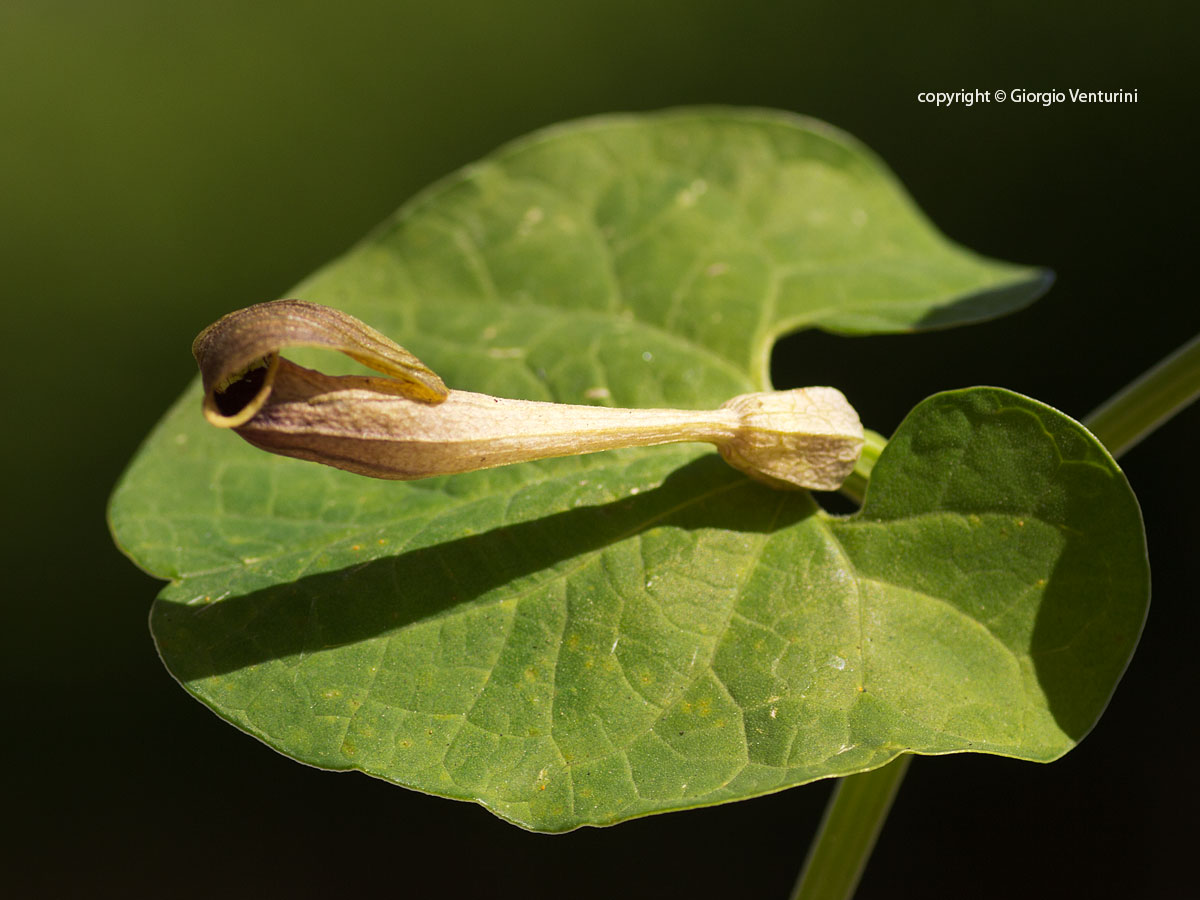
[4,2,1194,897]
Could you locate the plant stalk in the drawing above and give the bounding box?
[790,755,911,900]
[794,330,1200,900]
[837,429,886,506]
[1083,331,1200,457]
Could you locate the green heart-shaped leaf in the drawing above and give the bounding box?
[110,109,1144,832]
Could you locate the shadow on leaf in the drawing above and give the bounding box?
[1029,459,1149,743]
[153,454,818,682]
[914,269,1054,330]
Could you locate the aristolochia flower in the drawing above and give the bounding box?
[193,299,863,490]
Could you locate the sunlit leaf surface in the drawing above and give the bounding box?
[110,109,1144,831]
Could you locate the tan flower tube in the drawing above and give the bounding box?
[193,300,864,490]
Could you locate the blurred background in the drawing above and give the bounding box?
[3,2,1194,897]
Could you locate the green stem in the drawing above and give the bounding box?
[1083,331,1200,457]
[796,332,1200,900]
[838,429,886,506]
[790,755,911,900]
